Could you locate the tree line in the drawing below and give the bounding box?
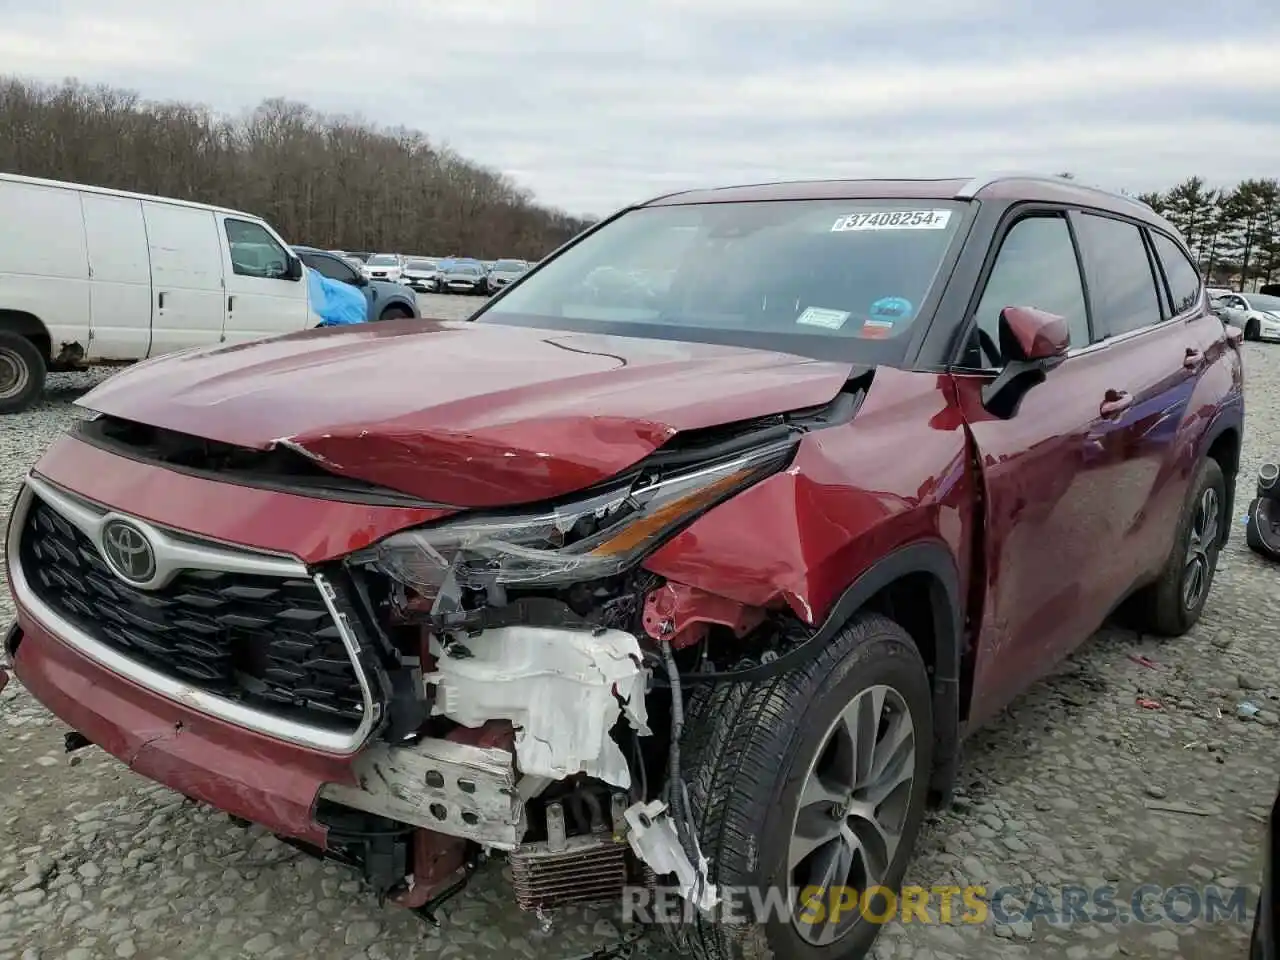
[1057,172,1279,291]
[0,77,594,261]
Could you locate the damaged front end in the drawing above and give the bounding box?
[310,396,861,921]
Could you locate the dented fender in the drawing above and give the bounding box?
[642,367,975,628]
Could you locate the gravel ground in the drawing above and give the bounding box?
[0,299,1276,960]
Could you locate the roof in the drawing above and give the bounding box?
[641,173,1165,228]
[0,171,261,220]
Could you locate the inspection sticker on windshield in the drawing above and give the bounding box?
[795,307,850,330]
[831,210,952,232]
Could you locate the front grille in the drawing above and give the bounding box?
[19,497,365,731]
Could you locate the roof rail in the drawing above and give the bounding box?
[955,171,1151,209]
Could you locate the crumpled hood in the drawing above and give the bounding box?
[78,321,854,507]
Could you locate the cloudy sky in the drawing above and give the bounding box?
[2,0,1279,216]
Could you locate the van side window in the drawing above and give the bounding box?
[1073,213,1163,338]
[969,215,1090,367]
[225,219,289,279]
[1150,232,1202,316]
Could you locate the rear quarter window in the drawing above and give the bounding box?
[1150,232,1202,316]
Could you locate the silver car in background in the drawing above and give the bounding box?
[485,258,530,294]
[363,253,405,283]
[403,258,440,292]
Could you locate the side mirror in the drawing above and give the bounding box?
[999,305,1071,363]
[284,255,304,281]
[351,272,369,288]
[981,306,1071,416]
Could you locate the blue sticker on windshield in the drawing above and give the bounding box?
[870,296,913,321]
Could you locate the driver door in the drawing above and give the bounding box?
[218,215,310,343]
[951,211,1127,725]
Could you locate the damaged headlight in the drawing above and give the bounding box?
[366,437,796,599]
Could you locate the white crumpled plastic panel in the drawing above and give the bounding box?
[426,626,651,789]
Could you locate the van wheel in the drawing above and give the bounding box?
[0,333,46,415]
[378,305,413,322]
[659,612,932,960]
[1123,457,1226,636]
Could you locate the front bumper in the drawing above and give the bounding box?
[6,616,357,846]
[1259,320,1280,343]
[0,437,448,846]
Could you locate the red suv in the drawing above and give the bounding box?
[3,175,1243,960]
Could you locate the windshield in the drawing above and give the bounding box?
[494,259,527,271]
[368,254,398,266]
[476,199,967,361]
[450,263,480,275]
[1249,293,1280,312]
[408,260,437,271]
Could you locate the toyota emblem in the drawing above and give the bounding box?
[100,519,157,584]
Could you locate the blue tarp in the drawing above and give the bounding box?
[307,266,368,326]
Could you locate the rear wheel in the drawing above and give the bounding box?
[660,612,933,960]
[0,332,46,415]
[1123,457,1226,636]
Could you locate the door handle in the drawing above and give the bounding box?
[1099,389,1133,417]
[228,295,235,313]
[1183,347,1204,369]
[157,292,166,309]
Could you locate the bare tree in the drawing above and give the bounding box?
[0,77,592,259]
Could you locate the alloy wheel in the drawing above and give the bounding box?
[1183,486,1221,610]
[788,683,916,946]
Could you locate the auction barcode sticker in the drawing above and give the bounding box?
[832,210,952,232]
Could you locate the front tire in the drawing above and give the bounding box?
[0,332,47,415]
[1246,318,1260,341]
[1123,457,1226,636]
[662,612,933,960]
[378,305,414,322]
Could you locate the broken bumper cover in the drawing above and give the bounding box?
[8,615,358,847]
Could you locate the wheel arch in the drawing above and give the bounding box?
[0,309,52,360]
[1203,418,1242,546]
[813,541,963,805]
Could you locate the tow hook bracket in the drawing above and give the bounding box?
[624,800,719,912]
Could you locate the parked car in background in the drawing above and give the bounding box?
[362,253,405,282]
[403,258,441,292]
[486,259,530,294]
[0,174,1243,960]
[1215,292,1280,341]
[440,260,488,294]
[0,172,310,414]
[294,247,419,322]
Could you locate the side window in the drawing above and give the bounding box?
[971,215,1090,366]
[1073,213,1163,338]
[225,219,289,279]
[1150,232,1201,316]
[302,252,358,284]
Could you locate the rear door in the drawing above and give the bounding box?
[81,192,152,360]
[0,179,91,349]
[219,216,309,343]
[951,211,1131,723]
[142,202,225,357]
[1068,216,1213,598]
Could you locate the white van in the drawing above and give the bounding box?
[0,173,312,414]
